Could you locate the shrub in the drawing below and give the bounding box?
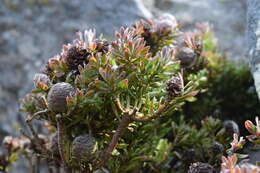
[1,16,259,173]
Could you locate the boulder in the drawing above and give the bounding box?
[143,0,247,60]
[247,0,260,99]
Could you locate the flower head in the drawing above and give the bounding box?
[230,133,245,151]
[221,154,239,173]
[245,117,260,144]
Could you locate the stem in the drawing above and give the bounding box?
[46,159,53,173]
[56,114,71,173]
[131,101,169,122]
[26,109,49,122]
[114,96,126,113]
[55,163,60,173]
[25,120,50,156]
[105,114,131,157]
[32,155,40,173]
[93,112,133,170]
[19,128,33,140]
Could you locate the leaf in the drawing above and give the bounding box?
[111,149,120,156]
[9,153,17,163]
[118,79,128,89]
[31,89,43,94]
[154,139,171,163]
[99,67,107,81]
[185,96,197,102]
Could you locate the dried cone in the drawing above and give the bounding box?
[210,141,224,155]
[182,148,197,163]
[47,82,75,113]
[223,120,240,136]
[176,47,197,68]
[64,46,90,72]
[71,134,97,163]
[64,41,108,73]
[188,162,215,173]
[166,76,183,97]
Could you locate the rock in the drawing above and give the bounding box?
[247,0,260,99]
[143,0,247,60]
[0,0,152,135]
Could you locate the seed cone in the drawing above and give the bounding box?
[71,134,97,163]
[166,76,183,97]
[64,46,90,72]
[223,120,240,136]
[47,82,75,113]
[188,162,215,173]
[182,148,197,163]
[210,141,224,155]
[64,40,109,73]
[176,47,197,68]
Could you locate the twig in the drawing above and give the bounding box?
[25,120,50,156]
[32,155,40,173]
[114,96,126,113]
[26,109,49,122]
[25,120,40,141]
[46,159,53,173]
[131,101,169,122]
[56,114,71,173]
[55,163,60,173]
[24,154,33,173]
[93,110,135,170]
[19,128,33,140]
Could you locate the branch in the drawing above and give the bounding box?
[26,109,49,122]
[131,101,169,122]
[94,110,135,169]
[114,95,126,113]
[56,114,71,173]
[25,120,50,156]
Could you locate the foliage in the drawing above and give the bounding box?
[2,14,199,173]
[1,16,260,173]
[184,25,260,129]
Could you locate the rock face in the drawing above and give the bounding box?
[0,0,152,135]
[247,0,260,99]
[143,0,247,60]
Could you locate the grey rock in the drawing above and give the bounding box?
[143,0,247,60]
[247,0,260,100]
[244,147,260,165]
